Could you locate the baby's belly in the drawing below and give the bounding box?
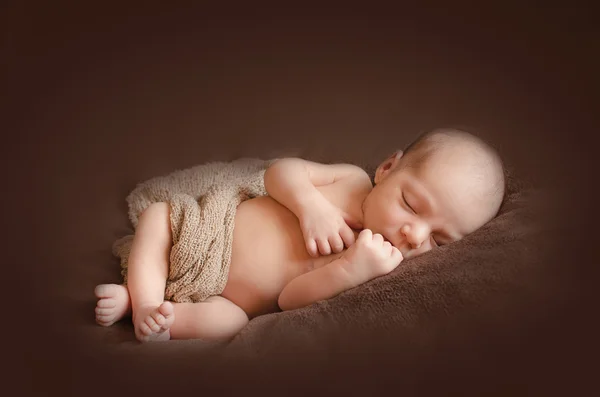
[221,196,342,318]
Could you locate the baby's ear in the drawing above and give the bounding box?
[374,151,403,184]
[392,150,404,165]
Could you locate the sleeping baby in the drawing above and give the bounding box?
[94,128,505,342]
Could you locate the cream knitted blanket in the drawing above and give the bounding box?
[111,158,276,303]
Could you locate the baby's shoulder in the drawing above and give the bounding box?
[330,163,372,191]
[341,162,371,180]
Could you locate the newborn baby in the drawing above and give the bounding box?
[94,128,505,342]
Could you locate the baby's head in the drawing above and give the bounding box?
[362,128,505,259]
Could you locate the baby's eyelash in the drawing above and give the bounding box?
[402,192,416,214]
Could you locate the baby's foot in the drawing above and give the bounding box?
[133,301,175,342]
[94,284,131,326]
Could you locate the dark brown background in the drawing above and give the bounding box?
[3,2,598,396]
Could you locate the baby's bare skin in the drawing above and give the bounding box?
[96,128,506,342]
[222,173,370,317]
[95,174,371,340]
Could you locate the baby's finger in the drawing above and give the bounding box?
[317,238,332,256]
[391,246,403,263]
[357,228,372,242]
[306,239,318,258]
[339,225,356,248]
[383,240,392,255]
[329,235,344,254]
[372,233,384,244]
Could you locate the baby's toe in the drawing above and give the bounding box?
[96,298,116,309]
[158,301,174,318]
[94,284,119,298]
[95,307,113,316]
[96,315,113,326]
[152,312,166,326]
[138,322,153,336]
[144,316,161,333]
[135,329,149,342]
[94,285,108,298]
[96,313,112,321]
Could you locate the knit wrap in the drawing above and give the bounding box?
[111,158,276,303]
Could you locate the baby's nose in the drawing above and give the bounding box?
[401,224,427,249]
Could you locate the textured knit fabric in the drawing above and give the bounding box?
[111,158,276,303]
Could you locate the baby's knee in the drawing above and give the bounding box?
[139,202,171,225]
[142,202,170,217]
[138,202,172,238]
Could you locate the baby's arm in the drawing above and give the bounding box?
[278,229,403,311]
[264,158,368,256]
[277,257,355,311]
[264,158,363,217]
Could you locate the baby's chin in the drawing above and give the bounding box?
[399,248,416,260]
[400,250,412,259]
[403,245,437,261]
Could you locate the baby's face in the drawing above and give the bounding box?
[362,147,497,259]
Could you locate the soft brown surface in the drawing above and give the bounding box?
[6,4,596,397]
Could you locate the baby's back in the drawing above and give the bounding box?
[222,180,362,318]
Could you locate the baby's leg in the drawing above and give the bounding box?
[126,202,175,342]
[95,285,248,341]
[170,296,249,341]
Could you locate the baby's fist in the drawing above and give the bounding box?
[340,229,403,285]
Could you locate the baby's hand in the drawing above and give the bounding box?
[299,196,362,257]
[339,229,403,285]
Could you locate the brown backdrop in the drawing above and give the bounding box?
[4,2,598,396]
